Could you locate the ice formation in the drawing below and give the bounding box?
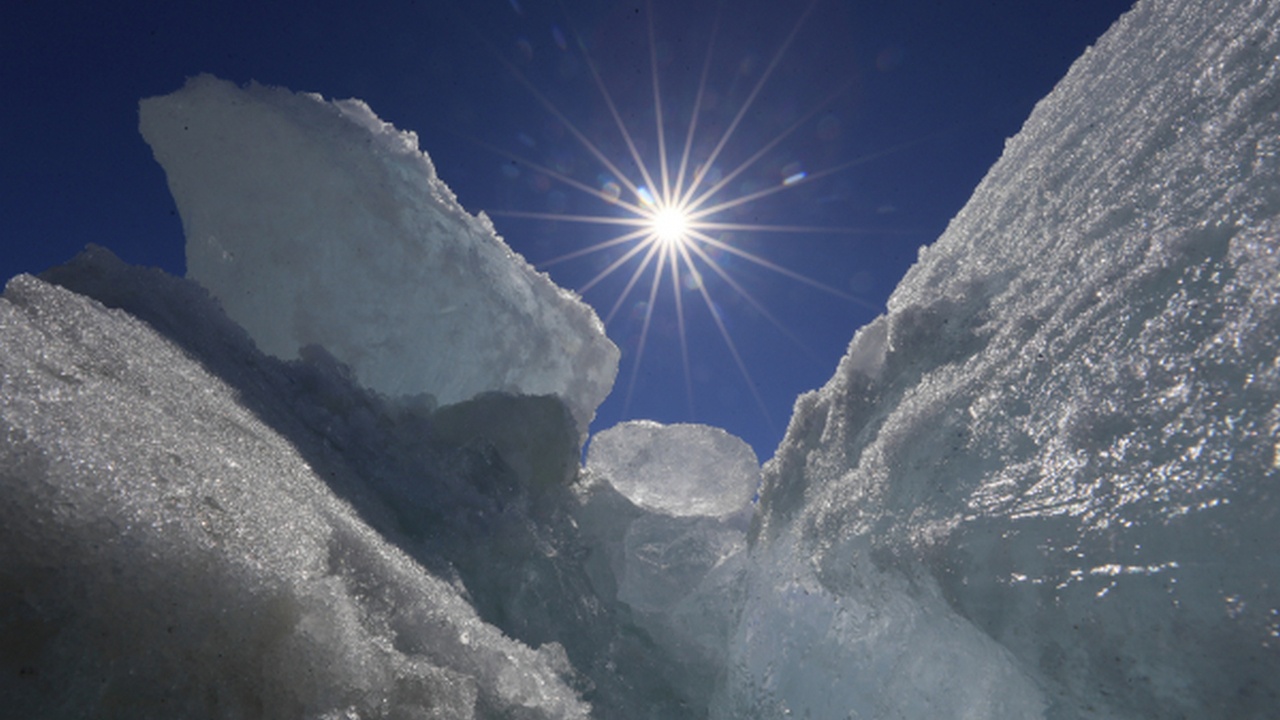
[576,421,757,707]
[3,247,724,718]
[0,254,591,718]
[138,75,618,435]
[726,0,1280,716]
[2,0,1279,716]
[586,420,760,517]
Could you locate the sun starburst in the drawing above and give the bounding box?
[465,0,928,438]
[647,201,692,247]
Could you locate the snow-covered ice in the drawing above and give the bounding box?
[139,75,618,436]
[0,256,591,719]
[727,0,1280,716]
[3,0,1279,716]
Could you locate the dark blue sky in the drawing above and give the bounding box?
[2,0,1133,459]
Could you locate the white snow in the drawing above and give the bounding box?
[138,75,618,436]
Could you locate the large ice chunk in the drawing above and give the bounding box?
[138,75,617,434]
[579,420,759,707]
[727,0,1280,716]
[586,420,760,517]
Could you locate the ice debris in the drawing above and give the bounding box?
[586,420,760,518]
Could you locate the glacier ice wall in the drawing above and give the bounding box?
[138,75,618,435]
[729,0,1280,716]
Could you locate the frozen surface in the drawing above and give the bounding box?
[727,0,1280,716]
[138,75,618,435]
[586,420,760,517]
[577,420,758,710]
[0,262,590,719]
[4,246,719,719]
[4,0,1280,714]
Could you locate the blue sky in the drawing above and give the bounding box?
[2,0,1133,459]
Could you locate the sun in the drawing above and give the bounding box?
[648,202,692,247]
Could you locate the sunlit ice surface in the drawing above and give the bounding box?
[458,0,941,453]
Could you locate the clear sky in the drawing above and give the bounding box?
[2,0,1134,459]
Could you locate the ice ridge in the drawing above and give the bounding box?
[138,75,618,437]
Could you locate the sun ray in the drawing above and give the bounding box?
[693,221,916,236]
[646,0,673,205]
[675,241,774,429]
[475,25,663,213]
[557,1,666,210]
[669,246,696,418]
[487,209,652,227]
[603,238,664,326]
[579,234,658,294]
[673,0,724,204]
[689,131,951,221]
[462,134,652,217]
[622,245,671,415]
[689,229,876,308]
[681,237,827,364]
[679,0,822,208]
[536,228,653,269]
[683,78,854,213]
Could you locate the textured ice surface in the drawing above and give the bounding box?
[726,0,1280,716]
[586,420,760,517]
[0,261,591,719]
[5,0,1280,714]
[4,246,723,719]
[138,75,618,435]
[576,420,758,710]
